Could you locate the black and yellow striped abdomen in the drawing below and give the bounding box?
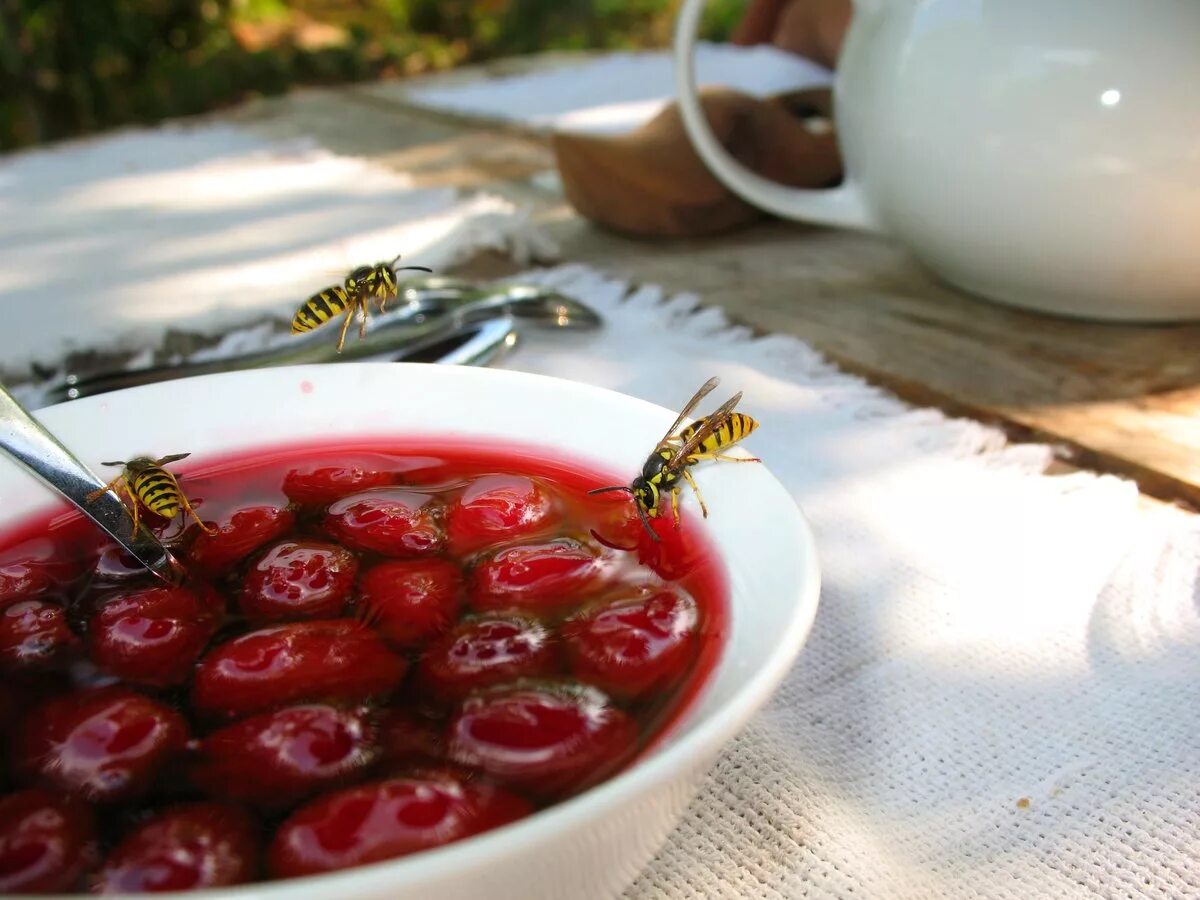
[129,467,183,519]
[679,412,759,458]
[292,286,351,334]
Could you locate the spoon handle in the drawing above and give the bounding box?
[0,383,185,584]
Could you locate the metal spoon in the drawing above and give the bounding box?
[0,383,184,584]
[45,278,599,403]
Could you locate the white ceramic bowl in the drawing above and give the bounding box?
[3,364,820,900]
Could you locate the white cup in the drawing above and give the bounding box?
[674,0,1200,321]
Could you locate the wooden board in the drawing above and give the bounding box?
[197,68,1200,509]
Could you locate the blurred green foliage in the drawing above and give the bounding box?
[0,0,742,151]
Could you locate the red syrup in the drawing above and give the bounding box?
[0,437,728,889]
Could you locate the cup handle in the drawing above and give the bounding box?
[673,0,879,232]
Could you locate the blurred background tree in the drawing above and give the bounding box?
[0,0,744,150]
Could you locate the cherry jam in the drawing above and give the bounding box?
[0,439,727,891]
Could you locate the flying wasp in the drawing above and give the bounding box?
[589,377,760,540]
[86,453,214,535]
[291,257,433,352]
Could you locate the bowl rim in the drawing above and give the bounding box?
[22,364,822,898]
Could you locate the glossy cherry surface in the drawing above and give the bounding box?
[447,474,556,556]
[563,590,698,700]
[324,488,445,557]
[447,681,638,797]
[418,614,557,702]
[89,585,218,687]
[91,803,259,892]
[357,558,463,648]
[0,788,97,893]
[240,540,358,622]
[0,599,78,671]
[470,538,605,613]
[190,704,380,809]
[13,687,188,803]
[192,619,407,719]
[268,769,532,878]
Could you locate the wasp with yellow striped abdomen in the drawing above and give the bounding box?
[86,453,213,535]
[589,377,760,540]
[291,257,433,352]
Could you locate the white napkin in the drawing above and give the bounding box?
[497,266,1200,899]
[0,123,553,375]
[405,42,832,135]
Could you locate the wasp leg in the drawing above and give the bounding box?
[357,300,369,340]
[336,305,355,352]
[122,481,141,535]
[686,451,761,464]
[682,469,710,518]
[85,473,127,505]
[667,485,692,525]
[173,477,215,535]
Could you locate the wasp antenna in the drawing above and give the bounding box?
[587,485,633,496]
[635,501,661,543]
[396,266,433,273]
[100,460,126,467]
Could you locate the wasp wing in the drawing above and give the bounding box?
[663,391,743,470]
[653,376,721,452]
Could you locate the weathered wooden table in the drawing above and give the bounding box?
[220,55,1200,510]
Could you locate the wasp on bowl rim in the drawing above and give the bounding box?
[291,256,433,352]
[589,377,760,541]
[86,453,214,535]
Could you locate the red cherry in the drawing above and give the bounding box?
[376,709,444,768]
[0,538,81,608]
[357,559,462,648]
[634,512,699,581]
[0,788,97,893]
[267,770,532,878]
[188,506,295,575]
[190,704,380,809]
[0,600,79,671]
[587,490,701,581]
[323,489,445,557]
[417,614,558,703]
[88,585,219,687]
[283,464,395,505]
[240,541,357,623]
[13,686,188,802]
[562,590,698,700]
[192,619,407,719]
[447,475,556,556]
[588,493,646,552]
[469,539,605,614]
[91,803,258,892]
[447,681,637,798]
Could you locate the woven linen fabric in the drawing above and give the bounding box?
[0,122,553,377]
[492,266,1200,899]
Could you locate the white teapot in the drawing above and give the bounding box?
[674,0,1200,320]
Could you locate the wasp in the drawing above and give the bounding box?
[86,453,214,535]
[589,377,760,540]
[291,258,433,352]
